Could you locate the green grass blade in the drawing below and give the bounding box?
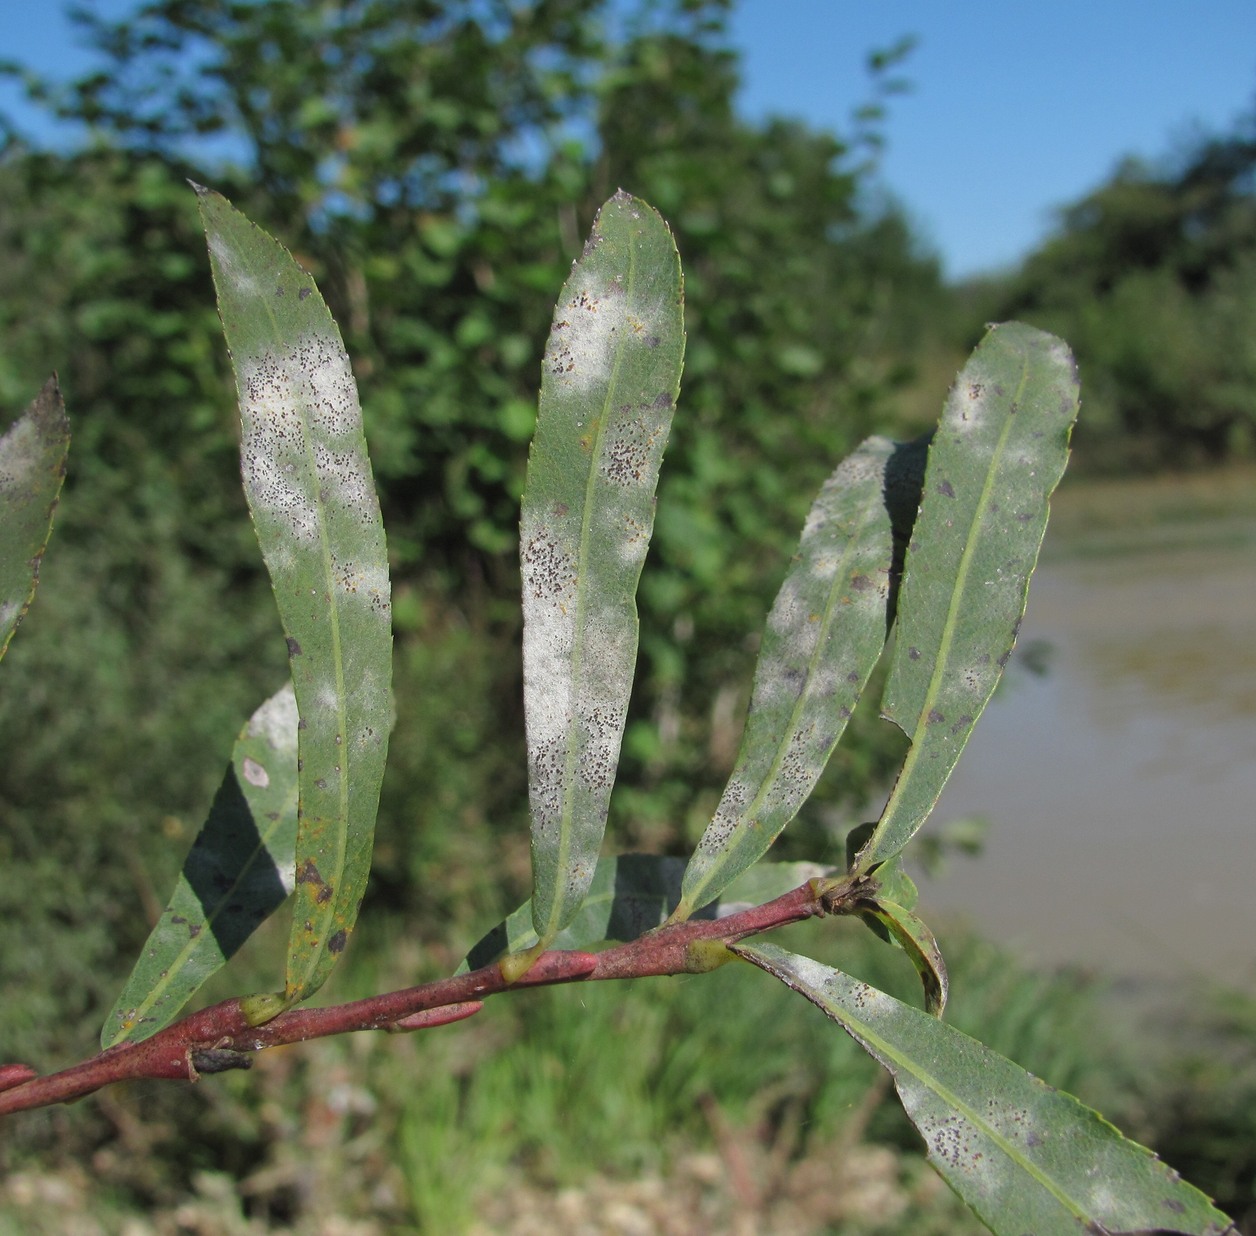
[196,187,392,1007]
[854,323,1079,873]
[0,377,69,661]
[462,857,832,971]
[735,943,1234,1236]
[520,192,684,952]
[675,437,903,919]
[101,685,300,1048]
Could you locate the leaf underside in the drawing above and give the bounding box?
[735,943,1235,1236]
[520,191,685,951]
[101,684,300,1048]
[0,377,69,661]
[856,323,1080,873]
[197,187,393,1006]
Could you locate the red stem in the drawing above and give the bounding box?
[0,878,840,1117]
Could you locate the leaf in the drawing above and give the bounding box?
[518,191,684,954]
[734,943,1235,1236]
[675,436,909,919]
[859,899,948,1016]
[0,377,69,661]
[197,187,393,1007]
[461,856,833,971]
[101,684,300,1048]
[854,323,1079,874]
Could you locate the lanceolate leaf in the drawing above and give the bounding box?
[859,900,948,1016]
[675,437,905,919]
[0,377,69,661]
[462,856,833,972]
[197,187,392,1007]
[101,684,300,1048]
[735,943,1235,1236]
[855,324,1079,874]
[518,192,684,954]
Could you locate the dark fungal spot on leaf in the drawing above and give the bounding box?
[1162,1198,1187,1213]
[521,529,576,602]
[286,637,302,657]
[314,777,328,790]
[316,885,333,905]
[849,573,873,591]
[650,391,673,409]
[328,930,348,954]
[296,858,324,886]
[937,479,956,498]
[908,647,921,661]
[298,287,311,301]
[927,709,945,724]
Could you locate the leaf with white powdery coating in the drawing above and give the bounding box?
[197,187,392,1009]
[735,943,1235,1236]
[516,191,684,959]
[101,684,299,1048]
[0,377,69,661]
[675,436,905,919]
[855,323,1079,874]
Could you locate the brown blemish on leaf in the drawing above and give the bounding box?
[328,930,348,954]
[296,858,324,886]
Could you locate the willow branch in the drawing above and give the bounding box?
[0,874,867,1117]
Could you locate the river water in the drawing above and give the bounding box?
[913,501,1256,984]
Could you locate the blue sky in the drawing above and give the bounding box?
[731,2,1255,277]
[3,1,1253,279]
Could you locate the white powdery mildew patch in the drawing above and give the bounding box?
[239,351,321,543]
[332,557,391,620]
[313,441,375,514]
[950,379,990,433]
[299,335,363,440]
[520,519,579,794]
[313,677,342,719]
[0,600,19,631]
[703,778,751,853]
[209,231,262,300]
[239,330,376,549]
[544,271,632,394]
[346,665,392,752]
[247,683,299,752]
[808,552,840,582]
[522,599,576,774]
[766,581,806,638]
[0,416,41,489]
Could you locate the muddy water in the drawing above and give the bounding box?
[914,509,1256,983]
